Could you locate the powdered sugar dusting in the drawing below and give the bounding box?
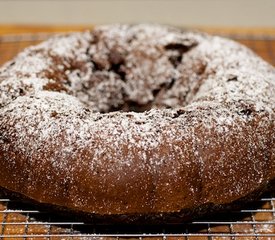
[0,24,274,217]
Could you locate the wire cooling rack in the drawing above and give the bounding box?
[0,192,275,239]
[0,30,275,239]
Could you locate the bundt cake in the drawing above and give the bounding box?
[0,24,274,223]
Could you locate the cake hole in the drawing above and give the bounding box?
[227,75,238,82]
[9,61,15,66]
[91,59,106,71]
[51,111,58,118]
[152,88,161,97]
[0,135,10,144]
[109,65,126,81]
[172,109,186,118]
[18,88,24,95]
[165,43,193,52]
[167,78,176,89]
[122,101,153,113]
[238,109,253,117]
[169,55,182,67]
[166,42,197,68]
[58,30,198,114]
[109,50,126,81]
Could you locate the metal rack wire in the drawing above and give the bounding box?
[0,192,275,239]
[0,30,275,239]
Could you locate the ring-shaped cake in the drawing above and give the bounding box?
[0,24,274,223]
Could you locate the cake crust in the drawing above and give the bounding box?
[0,24,274,222]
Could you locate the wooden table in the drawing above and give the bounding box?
[0,25,275,240]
